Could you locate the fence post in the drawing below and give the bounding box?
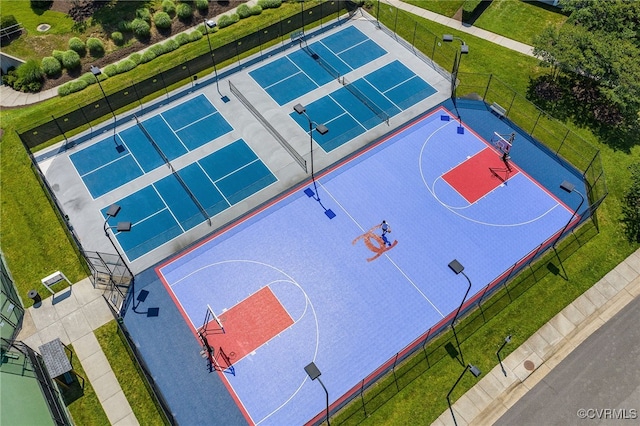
[360,379,367,416]
[422,327,432,367]
[51,115,69,148]
[392,353,400,391]
[483,74,492,101]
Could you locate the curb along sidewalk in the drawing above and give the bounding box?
[433,249,640,425]
[17,279,139,426]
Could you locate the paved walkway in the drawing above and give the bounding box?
[434,249,640,425]
[16,279,138,426]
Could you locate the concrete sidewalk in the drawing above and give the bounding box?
[434,249,640,426]
[17,279,138,426]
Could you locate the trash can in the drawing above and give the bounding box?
[28,289,41,303]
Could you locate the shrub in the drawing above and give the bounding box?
[195,0,208,11]
[176,3,192,20]
[52,50,64,62]
[68,37,86,54]
[136,7,151,23]
[118,21,132,32]
[41,56,61,76]
[116,59,137,74]
[86,37,105,57]
[140,50,157,63]
[163,39,179,53]
[150,44,166,57]
[237,4,251,19]
[58,79,88,97]
[129,53,142,64]
[162,0,176,14]
[621,163,640,243]
[62,50,81,69]
[257,0,281,10]
[176,33,190,45]
[217,13,239,29]
[187,29,202,42]
[111,31,124,45]
[30,1,53,10]
[154,11,172,29]
[131,18,150,38]
[0,15,18,29]
[250,5,263,16]
[14,59,43,92]
[103,64,118,77]
[79,72,98,85]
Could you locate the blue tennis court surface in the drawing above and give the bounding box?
[69,94,232,198]
[249,26,387,105]
[149,107,574,425]
[104,139,277,261]
[289,60,436,151]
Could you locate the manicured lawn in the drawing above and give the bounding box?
[473,0,569,44]
[95,321,169,426]
[404,0,464,18]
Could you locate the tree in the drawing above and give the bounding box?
[621,163,640,243]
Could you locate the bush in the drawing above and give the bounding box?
[195,0,208,11]
[250,5,263,16]
[118,21,132,32]
[136,8,151,23]
[30,1,52,10]
[86,37,105,57]
[116,59,137,74]
[176,3,192,20]
[129,53,142,64]
[163,39,179,53]
[103,64,118,77]
[131,18,150,38]
[237,4,252,19]
[140,50,157,63]
[14,59,43,92]
[162,0,176,14]
[621,163,640,243]
[150,44,167,57]
[61,50,81,69]
[68,37,86,54]
[58,79,89,97]
[217,13,239,29]
[176,33,190,45]
[52,50,64,62]
[154,11,172,29]
[187,29,202,42]
[0,15,18,29]
[41,56,61,76]
[257,0,281,10]
[111,31,124,45]
[79,72,98,85]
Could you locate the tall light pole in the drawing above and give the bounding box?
[103,204,133,279]
[447,364,482,426]
[448,259,472,365]
[305,362,330,426]
[294,103,329,199]
[442,34,469,126]
[554,180,585,248]
[90,65,120,150]
[203,18,224,99]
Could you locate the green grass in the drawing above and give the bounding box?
[95,321,168,426]
[63,344,110,426]
[404,0,464,18]
[473,0,569,44]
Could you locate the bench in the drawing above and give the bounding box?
[490,102,507,118]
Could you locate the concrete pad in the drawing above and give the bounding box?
[498,380,530,410]
[80,350,113,382]
[501,343,535,371]
[38,322,69,346]
[617,257,640,281]
[82,297,115,331]
[626,276,640,297]
[21,332,44,352]
[52,290,82,319]
[547,312,576,338]
[567,316,605,348]
[597,291,634,323]
[71,278,105,305]
[603,268,631,292]
[476,368,515,400]
[572,294,597,318]
[560,302,586,328]
[461,385,494,417]
[72,333,102,360]
[521,363,551,390]
[101,391,134,425]
[113,412,139,426]
[593,279,618,302]
[511,350,544,383]
[60,310,93,343]
[450,405,469,425]
[92,371,122,402]
[454,393,481,424]
[536,321,564,348]
[15,309,36,341]
[432,415,449,426]
[624,251,640,274]
[28,299,60,330]
[583,285,608,310]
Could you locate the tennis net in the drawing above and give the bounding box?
[134,115,211,226]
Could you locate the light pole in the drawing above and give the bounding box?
[496,335,512,377]
[304,361,330,426]
[554,180,585,248]
[294,103,329,199]
[103,204,133,279]
[447,364,482,426]
[90,65,120,149]
[203,18,224,100]
[448,259,472,365]
[442,34,468,125]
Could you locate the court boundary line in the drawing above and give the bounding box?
[170,109,221,133]
[329,35,371,57]
[194,162,233,209]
